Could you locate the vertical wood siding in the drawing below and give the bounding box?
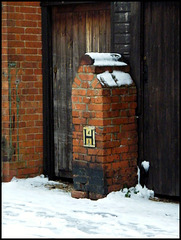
[143,2,180,196]
[52,3,111,178]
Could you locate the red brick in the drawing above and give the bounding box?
[122,124,137,131]
[112,88,128,95]
[74,76,81,86]
[21,2,40,6]
[73,103,86,110]
[73,146,87,154]
[89,148,111,156]
[72,89,86,96]
[27,160,43,168]
[72,118,86,125]
[25,41,42,48]
[16,20,37,27]
[83,112,95,118]
[96,134,111,141]
[121,95,136,102]
[88,119,104,126]
[127,109,136,116]
[89,103,111,111]
[111,96,120,102]
[129,87,137,94]
[71,190,88,199]
[112,103,129,110]
[78,73,95,81]
[8,13,24,20]
[8,40,24,47]
[2,176,13,182]
[94,96,111,104]
[108,185,122,193]
[129,145,138,152]
[21,62,38,68]
[24,14,41,21]
[112,118,129,125]
[89,192,106,200]
[25,28,41,34]
[18,167,39,176]
[82,97,91,104]
[77,66,84,73]
[72,111,79,117]
[84,66,95,73]
[19,7,38,13]
[129,102,137,109]
[88,104,102,111]
[91,78,99,88]
[112,146,129,154]
[81,81,90,88]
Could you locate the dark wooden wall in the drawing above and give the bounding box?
[142,2,180,197]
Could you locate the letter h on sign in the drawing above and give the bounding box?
[83,126,95,148]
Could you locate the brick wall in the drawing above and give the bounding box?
[71,54,138,200]
[111,2,131,61]
[1,1,43,181]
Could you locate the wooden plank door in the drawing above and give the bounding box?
[143,2,180,196]
[52,3,111,178]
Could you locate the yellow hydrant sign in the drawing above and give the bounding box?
[83,126,95,148]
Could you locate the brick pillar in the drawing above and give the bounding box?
[1,2,43,181]
[71,53,138,200]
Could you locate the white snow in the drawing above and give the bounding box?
[97,70,133,87]
[97,70,117,87]
[2,174,179,238]
[141,160,150,172]
[85,52,127,66]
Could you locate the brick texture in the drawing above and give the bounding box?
[1,1,43,181]
[72,56,138,200]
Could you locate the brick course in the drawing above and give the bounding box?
[71,55,138,200]
[1,1,43,181]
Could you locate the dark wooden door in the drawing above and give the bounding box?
[143,2,180,196]
[52,3,111,178]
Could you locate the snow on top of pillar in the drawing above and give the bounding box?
[85,52,127,66]
[97,70,133,87]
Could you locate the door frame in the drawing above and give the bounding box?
[41,3,54,179]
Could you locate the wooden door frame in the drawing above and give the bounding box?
[129,2,143,171]
[41,1,113,180]
[41,3,54,179]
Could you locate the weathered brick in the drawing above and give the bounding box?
[72,89,87,96]
[78,73,94,81]
[71,190,88,199]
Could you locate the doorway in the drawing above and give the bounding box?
[51,3,111,178]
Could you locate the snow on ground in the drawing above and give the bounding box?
[2,174,180,238]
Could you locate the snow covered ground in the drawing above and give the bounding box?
[2,174,179,238]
